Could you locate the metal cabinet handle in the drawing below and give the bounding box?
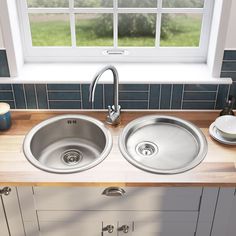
[102,225,114,233]
[118,225,129,233]
[0,187,11,196]
[102,187,126,197]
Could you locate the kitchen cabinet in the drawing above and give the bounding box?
[0,187,25,236]
[3,186,236,236]
[17,187,219,236]
[211,188,236,236]
[0,192,9,236]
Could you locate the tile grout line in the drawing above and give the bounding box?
[11,84,16,109]
[214,84,219,109]
[47,90,82,92]
[0,100,15,102]
[170,84,173,110]
[119,100,149,102]
[102,84,104,109]
[159,85,161,109]
[184,91,218,93]
[184,100,216,102]
[79,84,83,109]
[119,90,149,93]
[103,84,105,109]
[48,100,82,102]
[34,84,39,110]
[181,84,185,109]
[148,84,151,109]
[221,70,236,73]
[46,84,50,110]
[22,84,28,109]
[222,60,236,62]
[226,84,231,100]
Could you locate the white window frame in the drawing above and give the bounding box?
[17,0,215,63]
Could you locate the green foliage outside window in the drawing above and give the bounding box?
[27,0,203,47]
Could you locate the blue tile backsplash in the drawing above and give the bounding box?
[221,50,236,108]
[0,83,229,110]
[0,50,235,110]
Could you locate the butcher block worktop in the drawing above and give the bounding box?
[0,111,236,187]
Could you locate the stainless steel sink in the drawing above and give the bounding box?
[23,115,112,174]
[119,115,207,174]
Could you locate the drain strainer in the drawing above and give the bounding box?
[61,149,82,166]
[136,142,158,157]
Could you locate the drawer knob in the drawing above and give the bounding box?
[119,225,129,233]
[103,225,114,233]
[102,187,126,197]
[0,187,11,196]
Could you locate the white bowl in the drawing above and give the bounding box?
[215,115,236,140]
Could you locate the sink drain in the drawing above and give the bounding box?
[136,142,158,157]
[61,149,83,166]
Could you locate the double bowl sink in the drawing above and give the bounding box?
[23,114,208,174]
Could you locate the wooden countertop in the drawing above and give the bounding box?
[0,111,236,187]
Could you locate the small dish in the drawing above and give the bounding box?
[215,115,236,140]
[209,122,236,145]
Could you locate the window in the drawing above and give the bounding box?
[17,0,214,62]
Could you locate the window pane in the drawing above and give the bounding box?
[118,0,157,8]
[118,14,156,47]
[162,0,204,8]
[74,0,113,8]
[29,14,71,46]
[160,14,202,47]
[27,0,69,8]
[75,14,113,46]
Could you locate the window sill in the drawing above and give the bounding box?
[0,63,232,85]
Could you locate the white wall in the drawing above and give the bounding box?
[225,0,236,49]
[0,24,4,48]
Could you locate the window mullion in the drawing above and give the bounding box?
[117,8,158,13]
[28,8,70,13]
[161,8,204,14]
[198,0,215,55]
[114,0,118,48]
[155,0,162,48]
[69,0,76,47]
[22,0,34,49]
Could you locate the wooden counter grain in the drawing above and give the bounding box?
[0,111,236,187]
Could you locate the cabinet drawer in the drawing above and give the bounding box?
[37,210,198,236]
[33,187,202,211]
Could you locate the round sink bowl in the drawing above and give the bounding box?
[119,115,208,174]
[23,115,112,174]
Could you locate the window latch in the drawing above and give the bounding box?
[103,50,129,56]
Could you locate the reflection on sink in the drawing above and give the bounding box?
[119,115,208,174]
[23,115,112,174]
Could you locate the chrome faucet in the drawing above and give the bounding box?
[89,65,121,125]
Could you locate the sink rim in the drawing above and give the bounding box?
[119,115,208,175]
[23,114,113,174]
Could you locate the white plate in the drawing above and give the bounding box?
[209,122,236,145]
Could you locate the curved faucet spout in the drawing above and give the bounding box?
[89,65,121,125]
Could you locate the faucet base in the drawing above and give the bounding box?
[106,105,121,126]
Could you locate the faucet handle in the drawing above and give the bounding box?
[108,105,113,116]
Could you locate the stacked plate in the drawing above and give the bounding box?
[209,115,236,145]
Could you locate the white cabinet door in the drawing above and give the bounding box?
[131,211,198,236]
[211,188,236,236]
[0,196,9,236]
[37,210,198,236]
[1,187,25,236]
[38,211,102,236]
